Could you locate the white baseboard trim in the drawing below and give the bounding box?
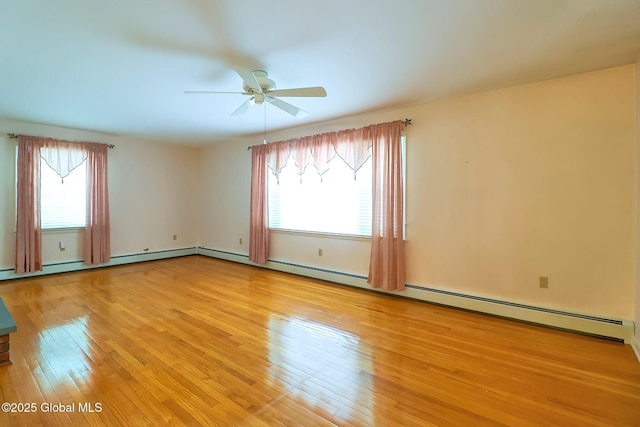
[197,247,368,287]
[197,247,635,343]
[0,247,198,281]
[631,336,640,363]
[2,246,634,345]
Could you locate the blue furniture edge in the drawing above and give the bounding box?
[0,297,16,366]
[0,298,16,336]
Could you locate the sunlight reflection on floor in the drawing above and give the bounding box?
[267,315,373,422]
[37,315,93,388]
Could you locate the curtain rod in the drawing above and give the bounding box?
[6,133,116,149]
[246,118,412,150]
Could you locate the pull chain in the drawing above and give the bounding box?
[263,103,267,144]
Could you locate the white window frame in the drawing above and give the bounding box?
[267,134,407,239]
[40,156,87,230]
[14,146,88,231]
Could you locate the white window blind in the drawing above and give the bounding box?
[268,155,372,236]
[40,157,87,229]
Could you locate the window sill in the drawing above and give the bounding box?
[12,227,85,234]
[41,227,85,234]
[269,228,371,242]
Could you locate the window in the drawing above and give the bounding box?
[267,135,406,237]
[15,136,111,272]
[268,155,372,236]
[40,158,87,229]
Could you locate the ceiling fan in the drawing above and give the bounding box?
[185,67,327,118]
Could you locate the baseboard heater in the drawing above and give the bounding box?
[197,247,634,343]
[0,247,633,344]
[0,247,198,282]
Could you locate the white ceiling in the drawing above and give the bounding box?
[1,0,639,144]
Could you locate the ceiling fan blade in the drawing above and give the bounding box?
[184,90,250,95]
[234,67,263,93]
[266,97,308,118]
[266,87,327,97]
[231,97,255,116]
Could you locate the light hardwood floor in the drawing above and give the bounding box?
[0,256,638,426]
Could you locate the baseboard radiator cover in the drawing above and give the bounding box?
[197,247,635,343]
[0,247,198,281]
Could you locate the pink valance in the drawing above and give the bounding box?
[260,125,381,181]
[40,141,87,181]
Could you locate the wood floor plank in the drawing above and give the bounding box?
[0,255,638,426]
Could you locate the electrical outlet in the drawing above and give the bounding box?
[318,248,323,256]
[59,241,65,252]
[539,276,549,289]
[143,248,149,252]
[173,234,177,240]
[239,238,243,245]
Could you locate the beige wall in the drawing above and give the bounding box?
[0,120,200,269]
[0,131,16,269]
[1,64,636,322]
[198,136,252,255]
[635,58,640,345]
[108,137,200,256]
[406,65,635,319]
[202,65,636,320]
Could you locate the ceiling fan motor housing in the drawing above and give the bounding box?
[244,70,276,93]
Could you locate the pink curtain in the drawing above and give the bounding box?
[15,136,42,273]
[367,121,406,290]
[249,121,405,284]
[14,135,111,272]
[249,120,405,286]
[249,144,270,263]
[84,143,111,265]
